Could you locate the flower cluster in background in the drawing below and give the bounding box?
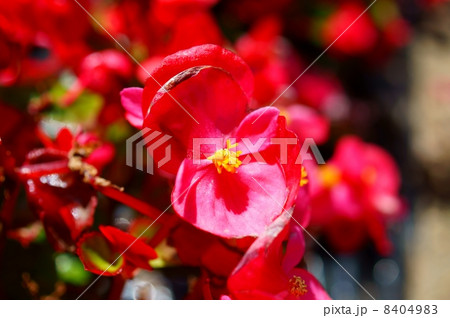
[1,0,439,300]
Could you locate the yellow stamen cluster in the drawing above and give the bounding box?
[289,275,308,297]
[207,140,242,174]
[300,166,309,187]
[319,165,341,188]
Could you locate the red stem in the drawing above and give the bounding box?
[16,160,71,179]
[107,275,125,300]
[201,272,213,300]
[96,185,170,223]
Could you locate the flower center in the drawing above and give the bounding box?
[289,275,308,297]
[319,165,341,188]
[207,140,242,174]
[300,166,309,187]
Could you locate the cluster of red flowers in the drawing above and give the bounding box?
[0,0,419,299]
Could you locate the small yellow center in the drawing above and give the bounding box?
[289,275,308,297]
[279,108,292,126]
[300,166,309,187]
[207,140,242,174]
[319,165,341,188]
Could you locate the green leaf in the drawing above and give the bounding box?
[45,83,103,125]
[55,253,92,286]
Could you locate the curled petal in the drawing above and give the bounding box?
[282,224,305,273]
[77,232,125,276]
[99,226,157,270]
[144,66,249,174]
[142,44,254,116]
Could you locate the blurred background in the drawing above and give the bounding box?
[1,0,450,299]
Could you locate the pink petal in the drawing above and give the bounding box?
[293,184,311,228]
[120,87,144,128]
[275,116,303,211]
[172,158,287,238]
[330,183,363,219]
[282,224,305,273]
[284,104,330,144]
[234,107,280,155]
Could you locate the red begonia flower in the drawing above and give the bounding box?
[227,211,330,299]
[17,148,97,251]
[121,44,254,130]
[309,136,405,255]
[15,128,115,251]
[121,45,303,238]
[77,231,125,276]
[120,87,144,129]
[77,226,158,277]
[321,2,378,56]
[169,108,290,238]
[65,50,133,101]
